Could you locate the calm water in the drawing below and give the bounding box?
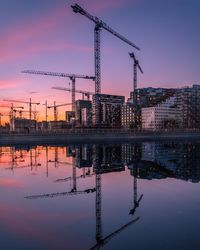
[0,141,200,250]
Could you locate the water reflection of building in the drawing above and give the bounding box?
[10,144,139,249]
[91,144,139,249]
[121,143,142,166]
[140,142,200,183]
[5,143,200,248]
[74,144,93,168]
[141,142,180,171]
[93,144,125,173]
[2,143,200,183]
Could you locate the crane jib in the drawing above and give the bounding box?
[71,3,140,51]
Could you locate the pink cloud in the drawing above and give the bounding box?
[0,1,137,64]
[0,79,25,90]
[0,6,78,63]
[1,6,69,46]
[0,42,92,63]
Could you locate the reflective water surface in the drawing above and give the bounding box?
[0,141,200,250]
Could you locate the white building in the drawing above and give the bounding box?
[142,96,180,130]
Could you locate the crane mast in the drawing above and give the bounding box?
[43,100,48,123]
[71,3,140,125]
[129,52,143,94]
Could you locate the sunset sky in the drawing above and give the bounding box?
[0,0,199,122]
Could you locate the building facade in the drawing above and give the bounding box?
[13,118,37,133]
[65,111,75,124]
[75,100,92,127]
[93,94,125,127]
[130,87,177,108]
[127,87,177,128]
[142,96,180,130]
[176,84,200,129]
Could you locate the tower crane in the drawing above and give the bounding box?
[0,104,24,131]
[3,99,40,120]
[43,100,48,123]
[47,102,72,121]
[129,52,143,94]
[13,109,38,119]
[0,104,24,113]
[52,86,94,100]
[21,70,95,112]
[71,3,140,124]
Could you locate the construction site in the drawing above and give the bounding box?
[0,3,200,135]
[0,3,142,133]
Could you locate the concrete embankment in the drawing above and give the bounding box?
[1,131,200,146]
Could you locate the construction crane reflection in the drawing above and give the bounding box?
[127,144,143,215]
[5,147,41,172]
[15,144,143,248]
[25,146,96,199]
[90,217,140,250]
[129,166,143,216]
[91,144,141,249]
[24,188,96,199]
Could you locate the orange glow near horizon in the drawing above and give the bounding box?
[0,106,72,125]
